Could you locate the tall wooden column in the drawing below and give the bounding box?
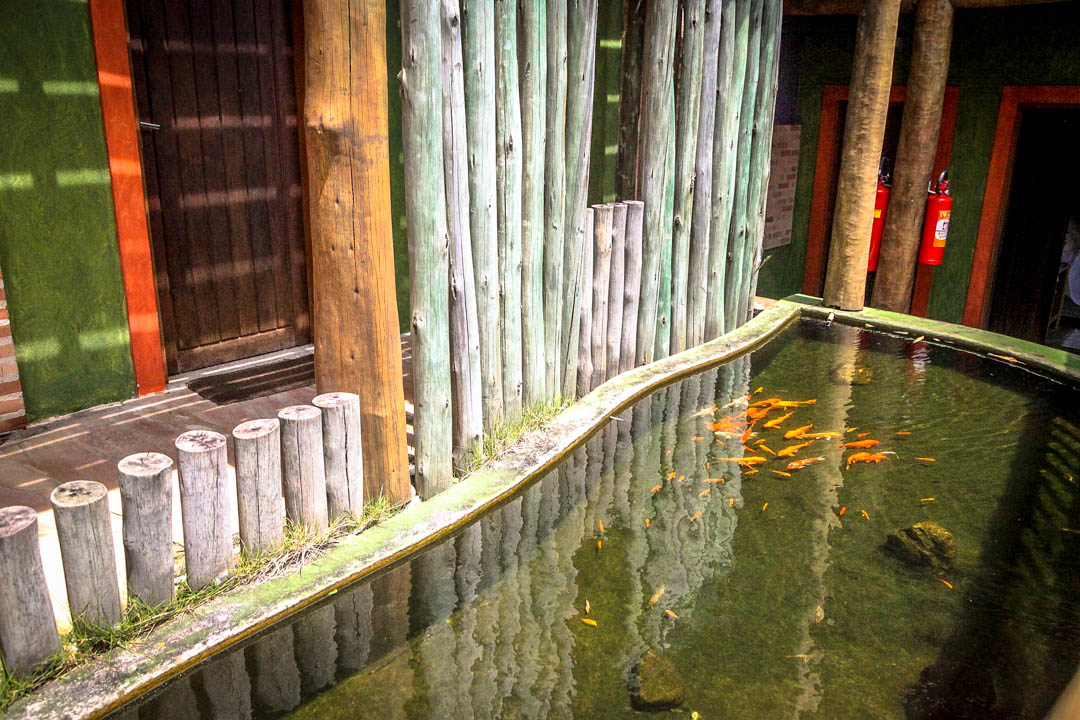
[822,0,901,310]
[304,0,411,504]
[871,0,954,312]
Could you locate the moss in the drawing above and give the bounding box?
[629,650,685,711]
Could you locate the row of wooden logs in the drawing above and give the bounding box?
[0,392,365,677]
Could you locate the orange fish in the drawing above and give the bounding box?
[761,502,769,511]
[704,477,724,483]
[581,618,597,627]
[699,488,711,497]
[775,399,817,408]
[745,469,759,475]
[843,439,880,449]
[787,456,825,470]
[803,431,841,439]
[651,484,662,493]
[784,424,813,439]
[746,406,770,421]
[939,579,953,589]
[916,457,936,462]
[729,498,735,506]
[678,475,686,483]
[857,432,871,438]
[690,511,702,522]
[846,451,886,468]
[760,444,776,455]
[597,539,602,551]
[649,587,665,607]
[742,445,757,454]
[598,520,605,534]
[777,441,813,457]
[763,411,794,429]
[666,449,673,456]
[847,427,857,433]
[740,456,767,465]
[692,406,717,417]
[749,396,780,407]
[667,471,676,480]
[645,518,651,527]
[754,438,767,445]
[838,506,847,516]
[861,509,871,520]
[772,470,792,477]
[895,431,912,436]
[722,394,751,409]
[665,609,679,619]
[692,435,705,441]
[921,498,935,502]
[740,426,754,443]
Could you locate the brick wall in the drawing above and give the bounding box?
[763,124,801,251]
[0,272,27,433]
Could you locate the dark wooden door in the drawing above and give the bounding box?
[127,0,309,373]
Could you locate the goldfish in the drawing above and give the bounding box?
[690,511,702,522]
[921,498,935,502]
[787,456,825,470]
[861,509,871,520]
[760,444,776,455]
[775,399,817,408]
[772,470,792,477]
[785,424,813,439]
[741,427,754,443]
[665,609,679,619]
[699,488,711,497]
[722,394,751,409]
[988,352,1023,365]
[692,406,718,417]
[704,477,724,483]
[762,502,768,511]
[895,431,912,436]
[597,539,602,551]
[598,520,605,534]
[667,471,676,480]
[746,406,771,421]
[939,579,953,589]
[692,435,705,441]
[750,397,779,408]
[729,498,735,506]
[706,462,710,469]
[857,431,871,438]
[678,475,686,483]
[803,431,841,439]
[753,386,763,394]
[777,441,813,457]
[585,599,591,614]
[742,445,757,454]
[843,439,880,449]
[581,618,597,627]
[666,449,673,456]
[649,587,665,607]
[651,484,662,493]
[745,469,759,475]
[912,335,925,343]
[714,431,740,438]
[846,451,886,468]
[754,438,767,445]
[716,456,766,465]
[916,457,936,462]
[838,506,847,516]
[645,518,651,528]
[763,411,794,429]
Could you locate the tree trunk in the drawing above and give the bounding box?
[117,451,175,605]
[822,0,901,310]
[279,405,329,531]
[232,419,285,555]
[615,0,647,200]
[51,481,122,627]
[175,430,234,590]
[0,507,58,676]
[543,0,568,398]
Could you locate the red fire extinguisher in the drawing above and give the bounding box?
[918,170,951,266]
[867,161,891,272]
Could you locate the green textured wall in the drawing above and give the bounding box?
[0,0,135,421]
[757,6,1080,324]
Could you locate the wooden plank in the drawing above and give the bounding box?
[620,200,644,373]
[543,0,568,397]
[590,204,613,387]
[279,405,329,530]
[0,510,58,676]
[313,392,365,519]
[175,430,234,590]
[606,202,627,378]
[176,325,296,373]
[233,419,285,554]
[117,452,175,606]
[577,207,595,397]
[51,481,122,627]
[615,0,647,200]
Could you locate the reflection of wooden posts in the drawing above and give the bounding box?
[872,0,954,312]
[176,430,234,590]
[333,581,374,671]
[279,406,329,531]
[302,0,410,505]
[313,392,364,519]
[118,452,174,606]
[822,0,901,310]
[249,627,302,713]
[201,649,252,719]
[0,507,59,675]
[51,480,122,627]
[293,604,338,694]
[232,419,285,554]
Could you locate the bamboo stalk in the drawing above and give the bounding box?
[520,0,547,405]
[620,199,645,373]
[463,0,503,426]
[634,0,677,366]
[441,0,483,464]
[402,0,454,496]
[590,204,613,387]
[543,0,568,398]
[616,0,647,200]
[561,0,599,398]
[577,207,595,396]
[670,0,707,354]
[606,202,628,378]
[687,0,722,347]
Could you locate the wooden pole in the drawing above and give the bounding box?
[620,199,645,373]
[303,0,410,505]
[278,405,329,530]
[615,0,647,200]
[590,204,613,387]
[606,202,628,378]
[543,0,568,398]
[577,207,596,396]
[671,0,707,354]
[871,0,954,312]
[441,0,483,464]
[402,0,454,496]
[293,604,338,693]
[51,481,122,627]
[822,0,901,310]
[313,392,365,519]
[232,419,285,555]
[117,452,175,605]
[200,649,252,719]
[634,0,677,366]
[520,0,548,406]
[495,0,524,418]
[175,430,233,590]
[0,507,59,676]
[250,627,302,713]
[463,0,504,426]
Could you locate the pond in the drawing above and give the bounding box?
[116,317,1080,719]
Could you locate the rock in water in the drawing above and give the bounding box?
[629,651,685,711]
[885,521,955,570]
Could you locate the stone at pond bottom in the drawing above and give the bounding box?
[629,650,685,711]
[885,521,955,570]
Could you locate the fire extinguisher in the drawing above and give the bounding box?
[867,160,891,272]
[918,170,951,266]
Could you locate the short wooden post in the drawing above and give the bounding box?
[278,406,329,531]
[312,392,364,520]
[50,480,122,627]
[232,419,285,555]
[175,430,234,590]
[605,202,628,379]
[118,452,175,606]
[0,506,59,676]
[620,200,645,374]
[590,204,613,388]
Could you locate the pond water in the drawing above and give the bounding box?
[117,318,1080,719]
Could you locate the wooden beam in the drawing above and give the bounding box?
[872,0,953,313]
[821,0,901,310]
[303,0,410,504]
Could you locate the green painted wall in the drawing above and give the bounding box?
[0,0,135,421]
[757,6,1080,324]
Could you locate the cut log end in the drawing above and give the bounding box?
[278,405,322,422]
[118,452,173,477]
[233,418,280,440]
[50,480,108,508]
[175,429,227,453]
[0,506,36,537]
[312,391,360,409]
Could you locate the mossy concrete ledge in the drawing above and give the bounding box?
[5,302,799,720]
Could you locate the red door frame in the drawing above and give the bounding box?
[802,84,960,316]
[962,85,1080,328]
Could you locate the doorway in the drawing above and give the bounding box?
[987,108,1080,348]
[126,0,309,374]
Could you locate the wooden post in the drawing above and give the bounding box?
[293,604,338,693]
[250,627,302,713]
[313,392,364,519]
[278,406,329,531]
[200,649,252,719]
[577,207,596,397]
[51,481,122,627]
[590,204,613,387]
[441,0,483,464]
[520,0,548,406]
[822,0,901,310]
[671,0,707,354]
[543,0,568,398]
[175,430,233,590]
[0,507,59,676]
[495,0,524,418]
[615,0,647,200]
[402,0,454,497]
[303,0,410,505]
[606,202,628,378]
[232,419,285,555]
[118,452,175,606]
[871,0,954,312]
[620,199,645,374]
[463,0,504,426]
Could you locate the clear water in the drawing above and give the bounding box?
[119,319,1080,719]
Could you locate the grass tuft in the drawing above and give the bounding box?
[458,397,571,476]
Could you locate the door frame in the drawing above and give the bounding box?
[962,85,1080,328]
[802,84,960,316]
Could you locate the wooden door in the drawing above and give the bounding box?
[127,0,309,373]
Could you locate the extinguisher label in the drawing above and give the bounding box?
[933,209,950,247]
[874,209,882,219]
